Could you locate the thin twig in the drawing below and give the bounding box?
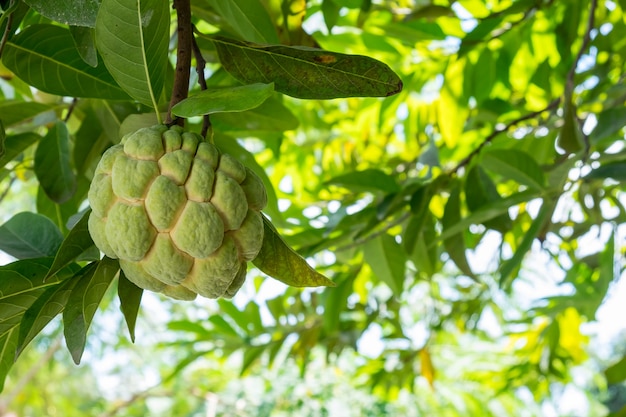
[449,98,561,175]
[166,0,192,127]
[190,27,212,139]
[0,9,14,57]
[566,0,598,92]
[64,98,78,122]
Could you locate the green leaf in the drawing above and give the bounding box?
[362,234,406,295]
[70,25,98,67]
[0,101,53,128]
[63,257,119,364]
[117,269,143,343]
[584,161,626,181]
[95,0,169,110]
[0,212,63,259]
[211,97,299,132]
[499,199,553,288]
[441,184,474,277]
[210,0,279,43]
[23,0,100,27]
[210,36,403,99]
[16,274,82,356]
[556,94,584,154]
[2,24,129,100]
[0,132,40,168]
[465,165,511,233]
[327,169,401,193]
[172,83,275,117]
[606,354,626,384]
[0,328,19,392]
[436,189,538,243]
[590,107,626,144]
[0,120,5,159]
[46,210,94,280]
[481,149,545,190]
[252,215,335,287]
[34,121,77,204]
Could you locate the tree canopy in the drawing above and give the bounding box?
[0,0,625,415]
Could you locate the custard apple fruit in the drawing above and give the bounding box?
[87,124,267,300]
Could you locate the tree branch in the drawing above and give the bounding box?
[449,98,561,175]
[166,0,192,127]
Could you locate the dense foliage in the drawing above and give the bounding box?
[0,0,625,415]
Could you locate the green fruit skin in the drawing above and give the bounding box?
[87,125,267,300]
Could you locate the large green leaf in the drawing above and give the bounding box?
[23,0,101,27]
[117,270,143,343]
[584,161,626,182]
[16,275,82,356]
[2,24,129,100]
[481,149,545,190]
[363,234,406,296]
[590,106,626,144]
[441,184,474,278]
[209,0,279,43]
[46,210,95,280]
[0,212,63,259]
[328,169,401,193]
[95,0,169,109]
[211,97,299,132]
[0,257,66,391]
[606,354,626,384]
[0,101,53,128]
[465,165,511,233]
[210,36,403,99]
[63,257,119,364]
[172,83,274,117]
[34,122,77,204]
[0,132,40,168]
[252,216,335,287]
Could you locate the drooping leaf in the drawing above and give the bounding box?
[437,58,468,148]
[46,210,94,280]
[441,184,474,278]
[23,0,100,27]
[252,215,335,287]
[210,0,279,43]
[556,94,584,154]
[0,212,63,259]
[34,121,77,204]
[481,149,545,190]
[363,234,406,295]
[327,169,401,193]
[172,83,274,117]
[465,165,511,233]
[0,101,53,128]
[117,269,143,343]
[499,199,553,288]
[95,0,169,108]
[0,120,5,159]
[0,132,40,168]
[2,24,129,100]
[63,257,119,364]
[210,36,403,99]
[16,274,82,356]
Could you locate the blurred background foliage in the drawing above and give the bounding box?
[1,0,626,416]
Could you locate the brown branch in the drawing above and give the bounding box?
[166,0,192,127]
[449,98,561,175]
[0,9,14,58]
[64,98,78,122]
[190,27,212,139]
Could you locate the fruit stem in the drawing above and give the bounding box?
[190,27,213,143]
[166,0,192,127]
